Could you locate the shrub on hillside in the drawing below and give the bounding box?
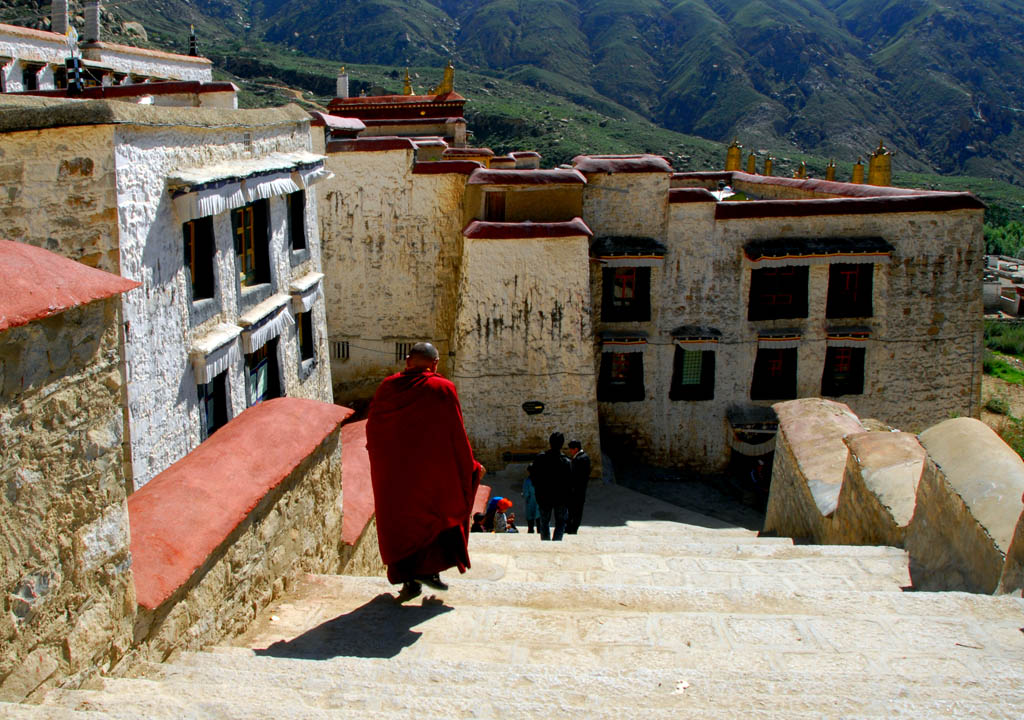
[985,395,1010,415]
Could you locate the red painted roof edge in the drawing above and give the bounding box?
[21,81,237,100]
[361,117,467,127]
[715,193,985,220]
[669,188,718,204]
[443,147,495,157]
[308,111,366,132]
[128,398,353,610]
[462,217,593,239]
[511,151,541,159]
[672,171,733,183]
[412,160,483,175]
[326,137,416,153]
[731,172,923,198]
[467,168,587,186]
[0,240,139,332]
[329,91,466,106]
[573,154,673,174]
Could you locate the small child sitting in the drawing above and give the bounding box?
[505,512,519,533]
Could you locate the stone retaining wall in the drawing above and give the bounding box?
[767,398,1024,594]
[0,299,134,701]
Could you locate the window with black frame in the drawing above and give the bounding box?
[183,216,215,300]
[669,347,715,401]
[198,371,228,440]
[748,266,809,321]
[598,351,645,402]
[826,263,873,318]
[821,346,865,396]
[288,191,307,251]
[751,347,798,400]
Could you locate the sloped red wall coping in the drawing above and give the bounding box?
[326,137,416,153]
[463,217,593,239]
[412,160,483,175]
[128,398,353,611]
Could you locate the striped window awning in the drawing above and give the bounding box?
[757,330,802,349]
[826,327,871,348]
[744,236,894,267]
[189,323,241,385]
[599,332,647,353]
[591,236,667,267]
[169,152,331,222]
[671,325,722,352]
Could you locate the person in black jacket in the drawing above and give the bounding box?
[565,440,591,534]
[528,432,572,541]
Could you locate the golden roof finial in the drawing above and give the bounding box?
[434,60,455,95]
[403,68,413,95]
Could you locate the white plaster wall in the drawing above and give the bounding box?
[0,31,68,65]
[316,149,467,402]
[82,47,212,82]
[595,197,984,470]
[113,120,331,488]
[453,234,601,467]
[582,172,670,239]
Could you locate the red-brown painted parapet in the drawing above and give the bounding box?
[715,193,985,220]
[463,217,593,239]
[127,398,353,610]
[443,147,495,158]
[412,160,483,175]
[326,136,416,153]
[467,168,586,185]
[20,81,237,100]
[573,154,673,174]
[0,240,139,332]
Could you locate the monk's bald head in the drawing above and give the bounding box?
[406,342,440,371]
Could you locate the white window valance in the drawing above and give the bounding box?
[294,164,333,188]
[190,323,242,385]
[600,340,647,354]
[675,339,719,352]
[169,151,327,222]
[239,293,293,354]
[289,271,324,313]
[826,334,870,349]
[245,171,301,203]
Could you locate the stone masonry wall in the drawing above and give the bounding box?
[0,125,120,274]
[453,233,601,468]
[0,299,134,701]
[130,429,345,664]
[317,149,467,404]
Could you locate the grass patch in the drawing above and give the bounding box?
[993,414,1024,459]
[984,320,1024,357]
[983,350,1024,386]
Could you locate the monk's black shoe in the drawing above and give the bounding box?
[416,574,448,591]
[397,580,422,600]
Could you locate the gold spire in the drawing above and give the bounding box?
[746,151,756,175]
[764,156,774,176]
[725,138,742,171]
[793,161,807,179]
[867,140,892,186]
[852,156,865,184]
[434,60,455,95]
[402,68,413,95]
[825,158,836,182]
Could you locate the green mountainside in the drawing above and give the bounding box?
[2,0,1023,223]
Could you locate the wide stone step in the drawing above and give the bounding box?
[41,655,1024,720]
[0,704,116,719]
[464,549,910,591]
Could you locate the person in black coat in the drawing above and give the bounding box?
[565,440,591,534]
[528,432,572,541]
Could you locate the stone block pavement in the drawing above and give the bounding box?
[3,463,1023,718]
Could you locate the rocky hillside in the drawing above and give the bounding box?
[3,0,1024,185]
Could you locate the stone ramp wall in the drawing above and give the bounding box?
[125,398,351,665]
[767,398,1024,594]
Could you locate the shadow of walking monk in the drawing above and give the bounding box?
[255,594,453,660]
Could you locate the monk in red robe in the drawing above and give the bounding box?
[366,342,485,599]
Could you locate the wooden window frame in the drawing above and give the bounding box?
[288,190,307,251]
[750,347,798,400]
[821,346,866,396]
[233,199,270,288]
[748,266,809,321]
[597,351,645,402]
[297,311,315,362]
[183,216,215,301]
[826,263,874,318]
[484,191,506,222]
[601,267,652,322]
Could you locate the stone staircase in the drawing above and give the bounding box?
[3,473,1024,719]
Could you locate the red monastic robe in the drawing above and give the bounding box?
[366,369,483,582]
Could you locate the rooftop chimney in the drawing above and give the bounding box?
[85,1,101,43]
[336,66,349,98]
[52,0,69,36]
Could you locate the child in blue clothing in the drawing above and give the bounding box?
[521,471,541,534]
